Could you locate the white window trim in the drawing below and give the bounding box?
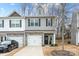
[46,18,52,27]
[0,20,4,28]
[29,19,39,27]
[10,20,21,28]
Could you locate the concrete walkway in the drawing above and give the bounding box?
[13,46,44,56]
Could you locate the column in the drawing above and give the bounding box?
[23,32,26,47]
[0,36,1,42]
[25,34,27,46]
[3,36,5,41]
[42,33,44,46]
[51,34,56,45]
[6,34,8,40]
[48,35,50,45]
[53,33,56,44]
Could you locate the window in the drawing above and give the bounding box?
[1,37,3,42]
[30,19,34,26]
[5,37,6,41]
[39,19,40,26]
[28,19,30,26]
[28,18,40,26]
[35,19,39,26]
[46,18,52,26]
[0,36,7,42]
[0,20,4,28]
[10,20,21,28]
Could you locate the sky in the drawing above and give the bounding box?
[0,3,21,16]
[0,3,79,17]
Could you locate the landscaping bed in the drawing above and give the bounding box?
[43,44,79,56]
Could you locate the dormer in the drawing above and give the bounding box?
[37,5,44,16]
[8,11,21,17]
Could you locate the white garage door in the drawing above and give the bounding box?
[27,35,42,46]
[8,36,23,47]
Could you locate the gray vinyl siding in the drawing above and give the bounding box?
[25,17,56,31]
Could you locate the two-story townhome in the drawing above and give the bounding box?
[0,11,57,47]
[71,10,79,45]
[25,16,57,46]
[0,11,25,47]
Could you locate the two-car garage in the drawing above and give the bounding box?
[7,34,43,47]
[5,33,55,47]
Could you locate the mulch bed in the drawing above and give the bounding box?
[51,50,75,56]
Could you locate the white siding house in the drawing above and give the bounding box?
[0,11,25,47]
[0,11,57,47]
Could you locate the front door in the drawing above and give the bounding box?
[44,36,48,45]
[44,34,53,45]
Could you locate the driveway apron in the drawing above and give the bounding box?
[13,46,44,56]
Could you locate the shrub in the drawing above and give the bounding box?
[50,44,58,46]
[68,41,71,44]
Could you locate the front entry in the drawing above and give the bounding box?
[27,35,42,46]
[44,33,54,46]
[44,36,48,44]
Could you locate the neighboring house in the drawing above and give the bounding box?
[0,11,57,47]
[0,11,25,47]
[71,10,79,45]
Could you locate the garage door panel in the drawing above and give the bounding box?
[27,35,42,46]
[8,36,23,47]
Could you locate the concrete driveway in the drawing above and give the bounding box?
[13,46,44,56]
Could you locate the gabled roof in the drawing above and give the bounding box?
[8,11,21,17]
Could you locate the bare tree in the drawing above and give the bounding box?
[52,3,66,50]
[20,3,31,17]
[21,3,26,17]
[60,3,66,50]
[59,3,76,50]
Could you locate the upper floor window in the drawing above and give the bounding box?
[0,20,4,28]
[35,19,40,26]
[28,18,40,26]
[30,19,34,26]
[10,20,22,28]
[46,18,52,26]
[38,8,42,15]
